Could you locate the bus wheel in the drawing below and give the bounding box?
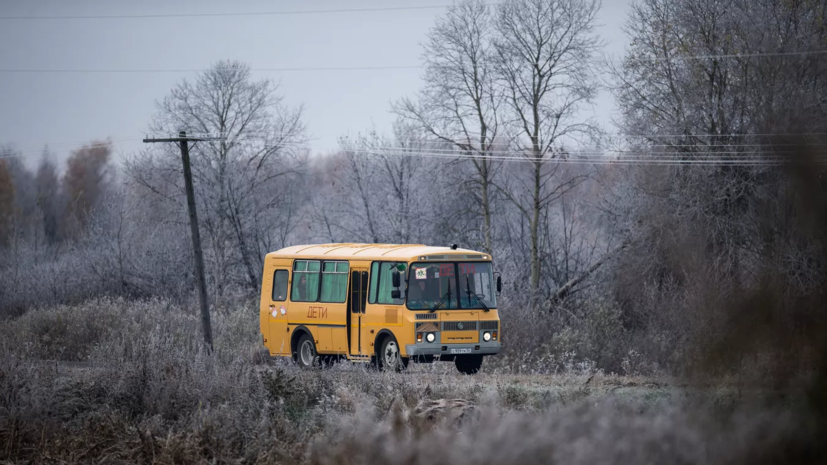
[295,333,318,369]
[378,336,408,372]
[455,355,483,375]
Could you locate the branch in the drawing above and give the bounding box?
[545,240,630,308]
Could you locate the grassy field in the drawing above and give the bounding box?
[0,298,821,464]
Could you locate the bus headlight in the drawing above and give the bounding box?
[426,332,436,343]
[483,332,492,342]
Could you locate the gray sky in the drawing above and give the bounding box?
[0,0,632,168]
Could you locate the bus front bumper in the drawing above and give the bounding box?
[405,341,501,357]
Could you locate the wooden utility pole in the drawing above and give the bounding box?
[143,131,225,351]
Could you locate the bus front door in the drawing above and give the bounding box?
[268,267,291,356]
[347,269,369,356]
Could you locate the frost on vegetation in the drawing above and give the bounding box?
[0,298,823,464]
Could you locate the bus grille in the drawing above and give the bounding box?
[442,321,477,331]
[480,321,499,330]
[416,313,437,320]
[416,322,439,332]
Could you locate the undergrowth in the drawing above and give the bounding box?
[0,297,822,464]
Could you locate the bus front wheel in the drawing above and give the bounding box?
[377,336,408,372]
[455,355,483,375]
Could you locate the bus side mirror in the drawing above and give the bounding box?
[391,290,401,299]
[391,270,401,288]
[496,275,502,295]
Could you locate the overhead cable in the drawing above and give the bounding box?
[3,51,827,74]
[0,4,483,20]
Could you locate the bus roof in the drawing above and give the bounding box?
[267,243,491,261]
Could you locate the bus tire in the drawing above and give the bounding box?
[377,335,408,372]
[455,355,483,375]
[295,333,318,369]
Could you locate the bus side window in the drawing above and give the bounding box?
[272,270,288,302]
[377,262,406,305]
[292,260,320,302]
[368,262,379,304]
[320,261,349,303]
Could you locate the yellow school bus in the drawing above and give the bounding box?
[259,243,502,374]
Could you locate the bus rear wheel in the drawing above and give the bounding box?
[295,333,318,369]
[455,355,483,374]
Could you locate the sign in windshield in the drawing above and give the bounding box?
[406,262,497,310]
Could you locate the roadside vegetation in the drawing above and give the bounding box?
[1,298,823,464]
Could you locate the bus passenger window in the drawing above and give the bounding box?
[320,261,349,303]
[369,262,380,303]
[272,270,289,301]
[292,260,320,302]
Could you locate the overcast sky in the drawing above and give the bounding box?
[0,0,632,168]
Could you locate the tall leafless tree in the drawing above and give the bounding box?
[492,0,603,300]
[394,0,502,254]
[132,60,306,298]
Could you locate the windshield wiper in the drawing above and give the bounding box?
[430,280,452,313]
[464,275,490,312]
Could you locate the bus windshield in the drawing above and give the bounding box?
[406,262,497,310]
[458,262,497,309]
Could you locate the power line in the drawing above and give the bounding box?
[4,49,827,74]
[384,133,827,144]
[631,50,827,61]
[158,135,827,157]
[366,144,827,160]
[352,148,827,166]
[0,4,478,20]
[0,65,421,74]
[400,145,821,155]
[623,132,827,138]
[5,135,826,166]
[370,145,827,155]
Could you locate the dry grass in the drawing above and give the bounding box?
[0,297,823,464]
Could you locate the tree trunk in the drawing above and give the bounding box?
[481,161,493,256]
[230,209,258,290]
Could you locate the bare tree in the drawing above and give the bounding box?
[610,0,827,280]
[492,0,603,300]
[337,134,383,243]
[320,124,456,245]
[394,0,502,254]
[133,60,306,298]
